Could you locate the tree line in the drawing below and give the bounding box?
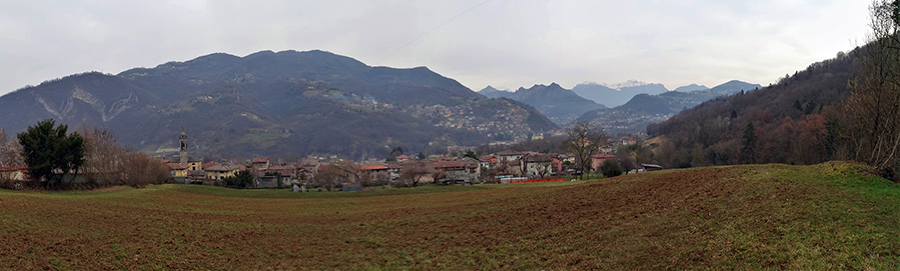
[0,119,170,190]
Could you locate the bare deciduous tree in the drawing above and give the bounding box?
[312,161,360,191]
[78,127,127,185]
[848,0,900,179]
[399,160,433,187]
[534,163,551,179]
[0,129,22,166]
[561,122,608,179]
[431,169,446,185]
[0,129,23,183]
[78,127,170,187]
[120,152,170,188]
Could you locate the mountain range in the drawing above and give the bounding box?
[0,50,557,161]
[613,80,761,115]
[477,79,757,131]
[572,80,669,107]
[0,48,766,159]
[478,83,606,125]
[576,80,762,135]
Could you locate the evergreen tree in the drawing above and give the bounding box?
[224,170,255,189]
[17,119,85,186]
[386,146,404,162]
[741,121,757,164]
[600,160,623,178]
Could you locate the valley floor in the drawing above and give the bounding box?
[1,162,898,270]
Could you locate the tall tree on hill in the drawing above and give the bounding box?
[386,146,404,162]
[741,121,758,164]
[562,122,608,179]
[17,119,85,187]
[848,0,900,180]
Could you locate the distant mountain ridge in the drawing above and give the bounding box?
[576,80,762,135]
[479,83,606,125]
[0,50,557,160]
[573,80,669,107]
[617,80,760,115]
[478,85,513,98]
[673,84,708,92]
[601,80,657,90]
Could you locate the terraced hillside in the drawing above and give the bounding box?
[1,162,899,269]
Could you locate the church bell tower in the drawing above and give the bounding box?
[179,127,188,165]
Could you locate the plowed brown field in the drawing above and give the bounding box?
[2,162,899,270]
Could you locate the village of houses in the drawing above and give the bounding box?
[0,129,661,190]
[149,129,662,191]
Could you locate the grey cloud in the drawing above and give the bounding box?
[0,0,871,95]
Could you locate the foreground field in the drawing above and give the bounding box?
[1,162,899,270]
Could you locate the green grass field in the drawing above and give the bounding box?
[1,162,899,270]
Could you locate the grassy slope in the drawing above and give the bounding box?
[0,162,898,270]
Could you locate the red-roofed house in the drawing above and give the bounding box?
[204,163,246,181]
[395,155,409,162]
[523,153,554,178]
[201,161,219,170]
[433,160,478,184]
[590,153,617,172]
[166,163,189,177]
[0,164,28,181]
[359,163,388,172]
[266,164,297,177]
[358,163,390,183]
[496,150,522,162]
[252,157,270,171]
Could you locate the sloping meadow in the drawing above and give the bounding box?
[1,162,898,269]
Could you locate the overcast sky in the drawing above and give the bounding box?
[0,0,871,96]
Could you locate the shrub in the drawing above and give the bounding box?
[224,170,255,189]
[600,160,623,178]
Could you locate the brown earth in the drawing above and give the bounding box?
[0,165,888,269]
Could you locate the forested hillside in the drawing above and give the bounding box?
[647,51,857,168]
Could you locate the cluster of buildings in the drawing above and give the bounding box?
[154,126,658,190]
[164,128,320,188]
[1,127,659,190]
[477,150,620,180]
[404,103,535,141]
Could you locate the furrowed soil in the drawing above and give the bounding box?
[2,162,900,270]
